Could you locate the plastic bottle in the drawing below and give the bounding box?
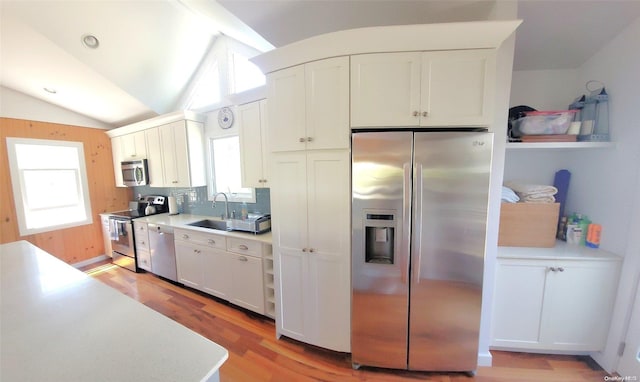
[578,216,591,246]
[586,224,602,248]
[241,202,248,220]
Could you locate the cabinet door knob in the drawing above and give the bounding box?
[422,111,428,117]
[238,256,248,262]
[549,267,557,272]
[307,137,313,142]
[182,234,189,239]
[558,267,565,272]
[299,137,306,142]
[309,248,315,253]
[413,111,419,117]
[302,248,308,252]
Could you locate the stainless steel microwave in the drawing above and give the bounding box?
[121,159,148,186]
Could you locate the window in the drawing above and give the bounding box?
[229,51,265,94]
[209,136,255,203]
[187,61,221,110]
[6,138,93,235]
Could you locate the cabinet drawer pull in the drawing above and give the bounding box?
[172,181,178,184]
[208,239,216,245]
[182,234,189,239]
[238,244,249,250]
[238,256,248,262]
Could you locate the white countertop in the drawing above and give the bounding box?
[133,213,272,244]
[0,241,228,382]
[497,240,622,261]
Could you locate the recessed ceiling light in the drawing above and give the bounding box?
[43,87,57,94]
[81,34,100,49]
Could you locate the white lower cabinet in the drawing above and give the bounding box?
[133,221,151,271]
[492,255,621,352]
[270,150,351,352]
[174,228,267,316]
[228,253,264,313]
[100,214,113,258]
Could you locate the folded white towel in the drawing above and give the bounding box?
[501,186,520,203]
[521,194,556,203]
[504,181,558,197]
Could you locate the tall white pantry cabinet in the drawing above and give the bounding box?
[268,56,351,352]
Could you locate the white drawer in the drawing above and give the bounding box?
[174,228,226,250]
[133,221,148,233]
[227,237,263,258]
[137,249,151,271]
[135,236,149,251]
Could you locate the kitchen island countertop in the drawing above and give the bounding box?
[0,240,228,382]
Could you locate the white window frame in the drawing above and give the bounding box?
[207,136,255,204]
[6,137,93,236]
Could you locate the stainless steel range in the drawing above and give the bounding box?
[108,195,168,272]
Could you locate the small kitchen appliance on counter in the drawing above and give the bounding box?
[107,195,168,272]
[229,213,271,234]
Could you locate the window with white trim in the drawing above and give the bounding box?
[6,138,93,235]
[209,136,255,203]
[229,51,265,94]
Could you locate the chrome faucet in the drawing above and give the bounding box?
[212,192,230,220]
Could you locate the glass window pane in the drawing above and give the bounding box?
[189,62,221,109]
[23,169,80,210]
[230,52,266,94]
[211,136,253,201]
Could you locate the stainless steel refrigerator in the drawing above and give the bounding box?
[351,130,493,373]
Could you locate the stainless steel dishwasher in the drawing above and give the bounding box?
[148,223,178,282]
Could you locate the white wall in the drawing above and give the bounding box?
[576,16,640,372]
[0,86,111,129]
[507,16,640,372]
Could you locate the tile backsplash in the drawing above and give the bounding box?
[131,186,271,218]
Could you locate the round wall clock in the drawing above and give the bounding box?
[218,107,234,129]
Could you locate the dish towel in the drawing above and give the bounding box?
[504,181,558,203]
[501,186,520,203]
[109,219,119,241]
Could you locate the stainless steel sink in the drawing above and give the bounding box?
[185,219,230,231]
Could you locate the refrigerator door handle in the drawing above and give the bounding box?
[402,162,412,284]
[412,162,423,284]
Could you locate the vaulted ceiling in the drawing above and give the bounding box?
[1,1,639,128]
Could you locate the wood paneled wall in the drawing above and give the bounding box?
[0,118,132,264]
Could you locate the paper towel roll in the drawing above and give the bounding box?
[168,196,178,215]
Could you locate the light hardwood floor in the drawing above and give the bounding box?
[85,261,611,381]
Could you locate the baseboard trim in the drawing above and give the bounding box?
[478,350,493,367]
[72,254,110,269]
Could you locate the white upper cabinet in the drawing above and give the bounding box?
[238,99,269,188]
[351,52,422,127]
[267,56,349,152]
[110,136,125,187]
[120,130,147,159]
[351,49,495,127]
[107,111,205,188]
[146,120,206,188]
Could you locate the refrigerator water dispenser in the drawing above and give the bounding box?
[364,213,395,264]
